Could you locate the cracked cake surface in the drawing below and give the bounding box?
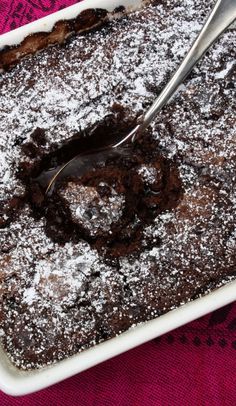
[0,0,236,370]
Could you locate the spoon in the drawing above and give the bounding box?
[45,0,236,195]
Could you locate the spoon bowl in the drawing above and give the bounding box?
[45,145,130,195]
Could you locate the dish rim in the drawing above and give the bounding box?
[0,281,236,396]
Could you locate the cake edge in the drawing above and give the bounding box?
[0,1,150,70]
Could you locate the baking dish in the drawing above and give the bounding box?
[0,0,235,396]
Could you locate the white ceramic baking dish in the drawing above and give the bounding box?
[0,0,235,396]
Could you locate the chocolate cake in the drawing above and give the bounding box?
[0,0,236,370]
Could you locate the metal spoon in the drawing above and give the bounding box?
[46,0,236,195]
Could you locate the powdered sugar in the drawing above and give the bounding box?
[59,182,125,236]
[138,165,158,184]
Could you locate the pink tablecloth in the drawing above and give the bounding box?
[0,1,236,404]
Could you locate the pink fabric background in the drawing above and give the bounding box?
[0,1,236,404]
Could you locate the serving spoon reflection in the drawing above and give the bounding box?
[45,0,236,195]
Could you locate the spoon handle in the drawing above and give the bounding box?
[139,0,236,132]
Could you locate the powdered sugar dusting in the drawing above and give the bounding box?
[59,182,125,236]
[138,165,158,185]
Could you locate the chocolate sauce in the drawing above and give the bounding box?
[23,130,183,258]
